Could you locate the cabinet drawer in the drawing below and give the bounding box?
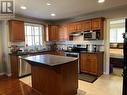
[87,54,97,60]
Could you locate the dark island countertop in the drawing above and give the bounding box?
[22,54,78,66]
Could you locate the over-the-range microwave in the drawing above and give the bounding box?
[84,32,97,40]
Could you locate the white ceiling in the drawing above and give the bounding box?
[15,0,127,20]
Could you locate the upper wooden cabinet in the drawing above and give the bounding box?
[82,20,92,31]
[48,25,59,41]
[9,20,25,42]
[68,18,104,40]
[46,24,69,41]
[46,17,105,41]
[91,18,104,30]
[59,24,69,40]
[67,23,77,32]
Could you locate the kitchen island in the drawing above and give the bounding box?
[23,54,78,95]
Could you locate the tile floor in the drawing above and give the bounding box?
[112,67,123,76]
[20,74,123,95]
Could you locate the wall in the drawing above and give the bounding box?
[1,21,11,76]
[0,21,4,74]
[54,4,127,24]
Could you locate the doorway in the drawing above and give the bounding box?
[109,18,125,76]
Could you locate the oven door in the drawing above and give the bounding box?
[65,53,79,57]
[64,52,80,73]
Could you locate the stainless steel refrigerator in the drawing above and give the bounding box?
[123,19,127,95]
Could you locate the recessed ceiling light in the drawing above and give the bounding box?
[98,0,105,3]
[20,6,27,10]
[51,13,56,17]
[47,3,51,6]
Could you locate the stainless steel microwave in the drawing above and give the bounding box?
[84,32,96,40]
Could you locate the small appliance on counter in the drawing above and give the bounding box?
[87,44,100,52]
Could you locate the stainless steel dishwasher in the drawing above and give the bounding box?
[18,55,31,77]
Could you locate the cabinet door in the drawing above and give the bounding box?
[48,25,59,41]
[80,53,86,72]
[91,18,104,40]
[9,20,25,42]
[59,25,69,40]
[91,18,103,30]
[87,54,97,75]
[80,53,90,73]
[89,59,97,75]
[82,20,91,31]
[67,23,77,32]
[75,22,82,31]
[10,55,19,78]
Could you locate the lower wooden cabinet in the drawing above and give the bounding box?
[80,52,103,76]
[10,55,19,78]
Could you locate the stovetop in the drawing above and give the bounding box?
[65,47,88,53]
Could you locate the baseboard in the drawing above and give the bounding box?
[5,73,12,77]
[0,72,12,77]
[103,72,109,75]
[0,72,5,76]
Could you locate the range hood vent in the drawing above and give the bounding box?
[69,32,83,36]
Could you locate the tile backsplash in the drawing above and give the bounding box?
[55,35,105,51]
[8,34,105,52]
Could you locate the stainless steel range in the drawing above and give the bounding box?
[64,45,88,74]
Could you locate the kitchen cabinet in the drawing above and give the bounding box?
[9,20,25,42]
[46,17,104,41]
[91,18,104,30]
[91,18,104,39]
[75,22,83,31]
[66,17,104,40]
[80,52,103,76]
[10,55,19,78]
[47,24,69,41]
[67,23,77,32]
[48,25,59,41]
[59,24,69,40]
[55,51,65,56]
[82,20,91,31]
[67,22,83,32]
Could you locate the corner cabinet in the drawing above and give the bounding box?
[91,18,105,39]
[47,25,59,41]
[9,20,25,42]
[80,52,104,76]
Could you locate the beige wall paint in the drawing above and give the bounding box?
[0,21,3,74]
[54,5,127,24]
[1,21,11,76]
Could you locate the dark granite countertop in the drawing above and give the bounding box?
[80,51,104,53]
[22,54,78,66]
[8,50,59,56]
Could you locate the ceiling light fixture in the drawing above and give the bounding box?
[98,0,105,3]
[51,13,56,17]
[20,6,27,10]
[47,3,51,6]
